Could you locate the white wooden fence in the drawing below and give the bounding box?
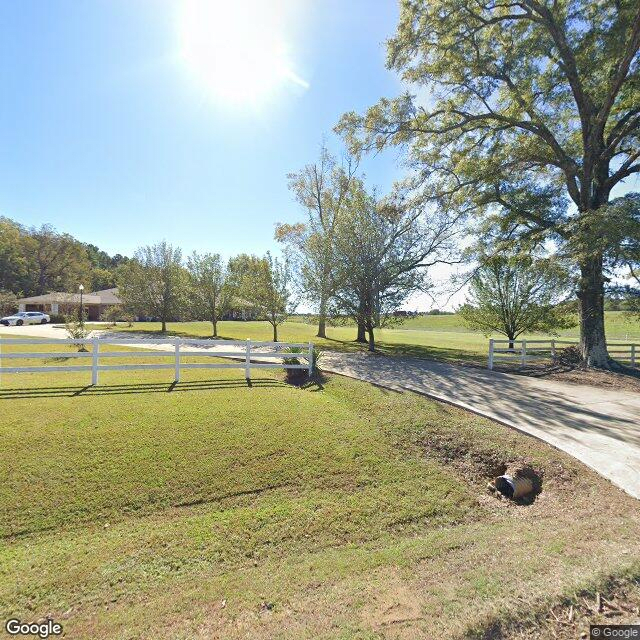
[488,338,638,370]
[0,337,314,386]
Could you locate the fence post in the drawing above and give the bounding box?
[174,338,180,383]
[551,339,556,361]
[308,342,313,375]
[245,339,251,380]
[91,337,99,385]
[631,344,636,368]
[521,340,527,366]
[488,339,494,370]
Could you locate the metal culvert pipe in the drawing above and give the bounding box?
[494,474,534,499]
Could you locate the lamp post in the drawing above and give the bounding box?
[78,284,84,323]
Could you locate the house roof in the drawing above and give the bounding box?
[17,288,121,305]
[18,292,102,304]
[91,288,121,304]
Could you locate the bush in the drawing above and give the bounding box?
[103,305,122,326]
[48,314,67,324]
[102,305,135,327]
[282,346,322,385]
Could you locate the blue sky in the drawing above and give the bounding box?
[2,1,636,311]
[0,0,403,258]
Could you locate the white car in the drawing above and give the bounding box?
[0,311,50,326]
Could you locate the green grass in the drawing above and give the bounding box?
[1,337,639,638]
[88,311,640,365]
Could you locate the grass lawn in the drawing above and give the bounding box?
[1,338,639,638]
[87,311,640,365]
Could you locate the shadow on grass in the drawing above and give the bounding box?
[299,370,329,392]
[0,377,284,399]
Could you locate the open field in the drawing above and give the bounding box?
[1,338,639,638]
[87,311,640,365]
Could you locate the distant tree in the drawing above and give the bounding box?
[90,267,117,292]
[241,253,296,342]
[117,242,187,332]
[0,218,29,295]
[330,189,454,352]
[187,252,231,337]
[24,225,91,295]
[458,255,575,349]
[277,145,357,339]
[0,290,17,316]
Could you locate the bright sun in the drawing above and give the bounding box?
[178,0,308,106]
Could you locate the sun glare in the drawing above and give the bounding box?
[178,0,308,107]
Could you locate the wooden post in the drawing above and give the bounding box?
[245,339,251,380]
[174,338,180,383]
[631,344,636,368]
[521,340,527,366]
[488,339,494,370]
[551,339,556,361]
[308,342,313,375]
[91,337,99,385]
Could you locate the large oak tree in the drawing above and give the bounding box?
[338,0,640,367]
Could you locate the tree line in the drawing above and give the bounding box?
[0,216,130,313]
[116,245,295,340]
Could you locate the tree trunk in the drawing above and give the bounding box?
[508,336,515,351]
[212,319,218,337]
[367,325,375,352]
[356,322,367,343]
[273,323,278,342]
[317,317,326,339]
[577,254,609,367]
[317,298,327,338]
[161,318,167,333]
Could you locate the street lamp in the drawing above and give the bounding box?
[78,284,84,323]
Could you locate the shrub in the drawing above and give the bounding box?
[282,346,322,385]
[103,305,122,326]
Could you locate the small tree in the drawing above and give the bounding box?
[458,255,575,349]
[278,144,357,339]
[187,252,230,337]
[103,304,123,327]
[64,316,89,352]
[246,253,297,342]
[330,189,453,352]
[117,242,187,333]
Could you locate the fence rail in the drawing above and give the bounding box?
[0,337,314,385]
[488,338,638,370]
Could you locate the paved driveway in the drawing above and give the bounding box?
[322,352,640,500]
